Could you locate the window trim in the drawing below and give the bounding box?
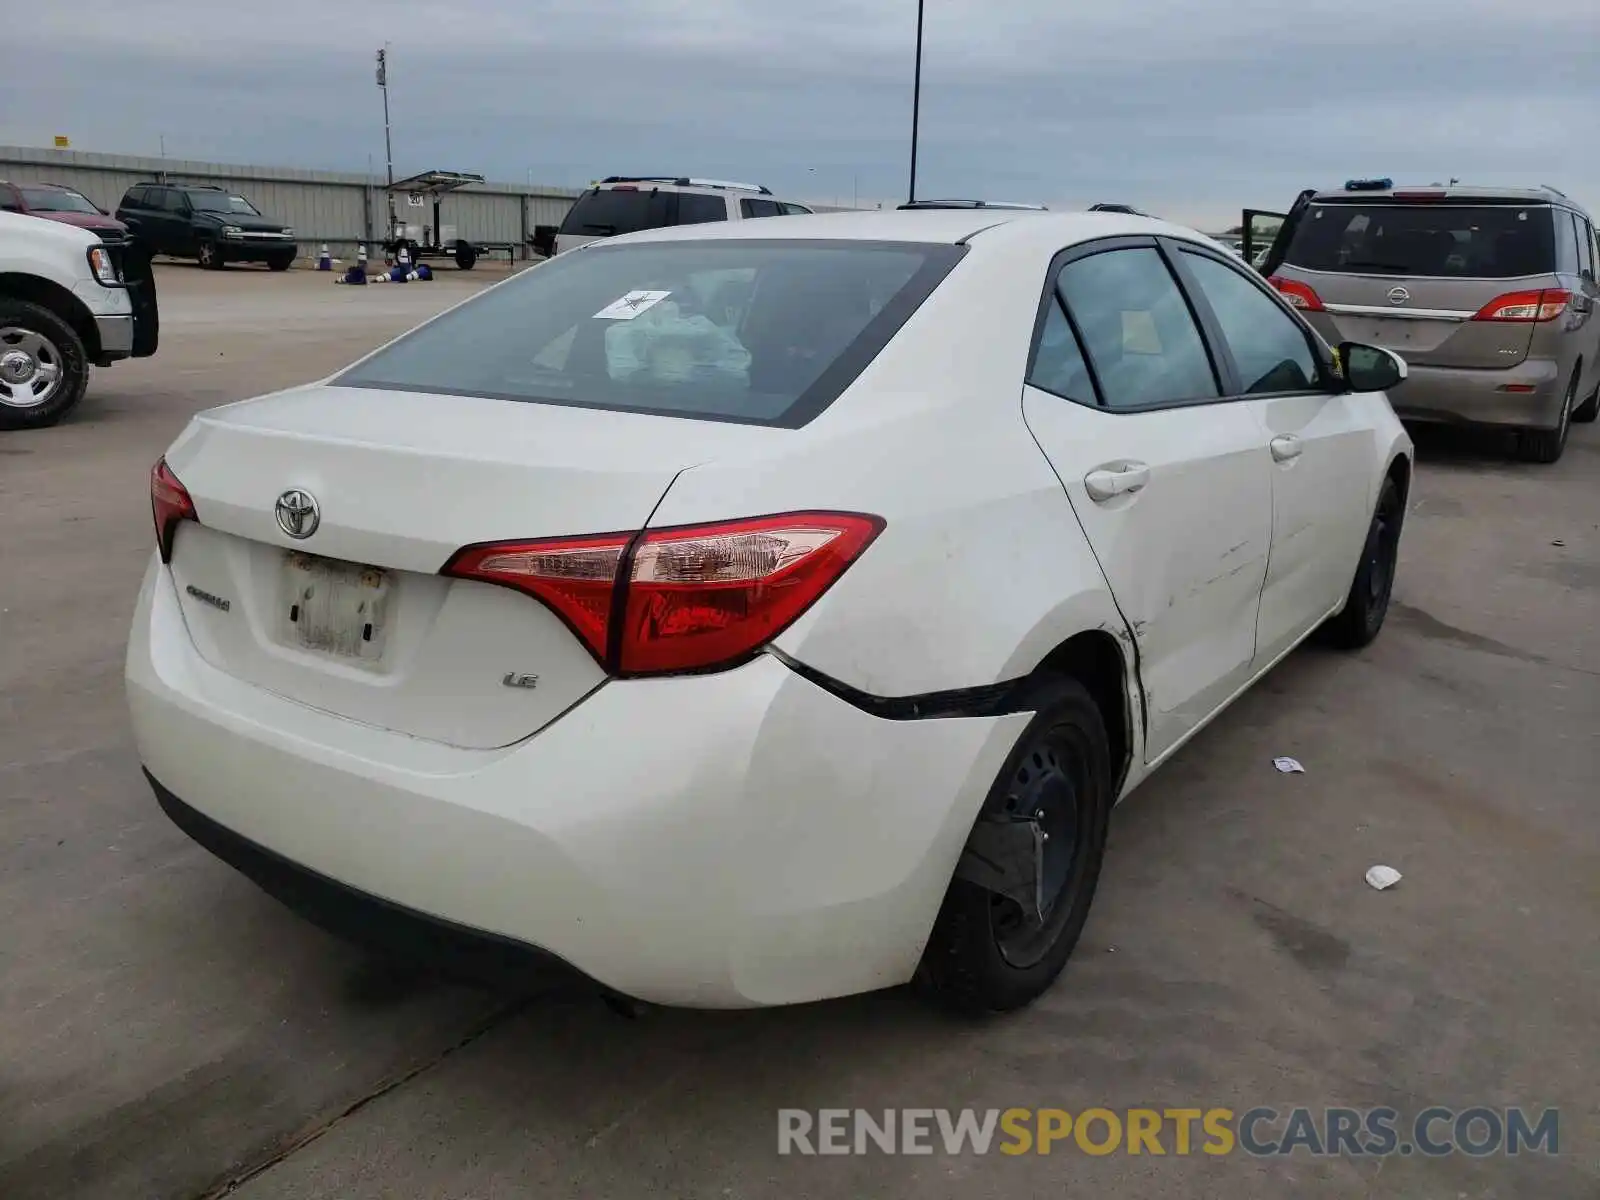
[1026,235,1231,414]
[1162,238,1339,401]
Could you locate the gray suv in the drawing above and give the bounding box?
[1245,181,1600,463]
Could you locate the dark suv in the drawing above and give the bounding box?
[0,181,129,242]
[116,183,297,271]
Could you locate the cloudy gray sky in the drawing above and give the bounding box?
[7,0,1599,228]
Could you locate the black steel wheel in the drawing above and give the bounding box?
[918,676,1112,1014]
[1323,474,1404,650]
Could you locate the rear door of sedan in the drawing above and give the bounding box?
[1020,236,1275,765]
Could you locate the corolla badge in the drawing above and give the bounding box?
[274,489,320,539]
[1387,286,1411,306]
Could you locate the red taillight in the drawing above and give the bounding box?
[443,512,884,676]
[150,457,197,563]
[1471,289,1571,323]
[1268,276,1324,312]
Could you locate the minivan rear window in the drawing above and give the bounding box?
[338,239,965,427]
[1283,203,1555,279]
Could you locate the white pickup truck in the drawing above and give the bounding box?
[0,209,158,429]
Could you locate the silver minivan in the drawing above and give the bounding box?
[1245,181,1600,463]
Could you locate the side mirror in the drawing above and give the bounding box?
[1338,342,1407,392]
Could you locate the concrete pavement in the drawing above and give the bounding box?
[1,266,1595,1199]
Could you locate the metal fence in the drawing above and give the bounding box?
[0,144,585,262]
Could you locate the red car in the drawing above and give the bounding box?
[0,180,129,242]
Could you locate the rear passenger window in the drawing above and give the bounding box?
[1574,215,1594,278]
[1028,301,1096,404]
[676,194,728,225]
[780,203,813,216]
[1056,248,1218,409]
[1554,211,1580,274]
[740,198,783,218]
[1181,252,1320,394]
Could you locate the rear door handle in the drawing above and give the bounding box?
[1084,462,1151,501]
[1270,435,1303,463]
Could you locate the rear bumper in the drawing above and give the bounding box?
[147,772,588,991]
[1389,359,1567,430]
[126,557,1023,1007]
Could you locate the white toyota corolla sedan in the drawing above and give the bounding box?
[128,208,1413,1013]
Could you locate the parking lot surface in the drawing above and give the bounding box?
[1,266,1596,1200]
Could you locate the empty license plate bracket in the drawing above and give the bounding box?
[279,551,391,663]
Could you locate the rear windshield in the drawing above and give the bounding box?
[559,189,673,237]
[337,239,965,427]
[1283,203,1555,278]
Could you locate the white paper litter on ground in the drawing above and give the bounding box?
[1366,865,1402,890]
[1273,756,1306,774]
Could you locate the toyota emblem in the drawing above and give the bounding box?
[274,489,320,539]
[1387,286,1411,306]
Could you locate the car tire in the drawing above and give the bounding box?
[1322,474,1404,650]
[917,675,1112,1015]
[1572,382,1599,424]
[198,240,225,270]
[1516,374,1576,463]
[268,254,294,272]
[0,299,91,431]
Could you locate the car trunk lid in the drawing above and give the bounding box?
[1297,269,1546,369]
[162,384,778,748]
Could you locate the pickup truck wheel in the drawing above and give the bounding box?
[0,300,90,430]
[197,240,225,270]
[268,253,294,272]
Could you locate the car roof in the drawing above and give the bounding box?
[1311,182,1582,210]
[594,208,1223,255]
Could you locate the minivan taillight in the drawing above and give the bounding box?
[150,457,197,563]
[1471,289,1571,323]
[442,512,884,676]
[1268,276,1324,312]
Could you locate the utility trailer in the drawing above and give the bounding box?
[381,170,518,269]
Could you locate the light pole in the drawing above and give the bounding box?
[376,47,395,236]
[909,0,924,203]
